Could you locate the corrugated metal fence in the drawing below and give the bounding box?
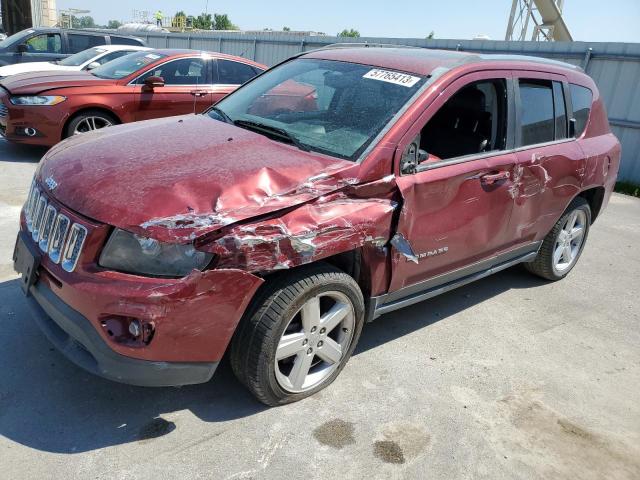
[133,31,640,182]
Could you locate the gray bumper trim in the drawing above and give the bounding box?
[26,281,218,387]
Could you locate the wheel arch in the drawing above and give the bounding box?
[61,106,122,140]
[578,186,605,224]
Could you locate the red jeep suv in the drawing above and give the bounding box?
[14,46,620,405]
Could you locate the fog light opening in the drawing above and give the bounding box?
[100,316,155,347]
[24,127,37,137]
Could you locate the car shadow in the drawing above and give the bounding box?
[0,266,548,453]
[0,139,47,163]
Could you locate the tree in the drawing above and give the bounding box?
[107,20,122,29]
[283,26,291,31]
[426,31,435,39]
[338,28,360,38]
[78,16,96,28]
[193,13,212,30]
[213,13,238,30]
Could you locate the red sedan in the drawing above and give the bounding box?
[0,49,265,146]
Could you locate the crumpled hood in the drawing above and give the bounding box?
[38,115,359,242]
[0,70,114,94]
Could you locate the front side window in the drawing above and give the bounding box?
[420,79,507,161]
[137,57,209,85]
[519,80,555,146]
[91,51,167,79]
[25,33,62,53]
[217,59,258,84]
[208,58,425,161]
[570,84,593,137]
[553,81,568,140]
[58,47,106,66]
[68,34,106,53]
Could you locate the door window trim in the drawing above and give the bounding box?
[128,56,213,86]
[396,72,517,175]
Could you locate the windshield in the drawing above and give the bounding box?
[91,51,166,79]
[208,58,425,161]
[0,29,32,49]
[58,47,107,66]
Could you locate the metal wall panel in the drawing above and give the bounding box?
[127,31,640,182]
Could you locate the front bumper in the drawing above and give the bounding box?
[0,92,65,146]
[27,279,219,386]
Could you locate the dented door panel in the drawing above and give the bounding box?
[390,154,517,292]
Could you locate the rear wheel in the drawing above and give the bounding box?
[524,197,591,281]
[230,264,364,406]
[66,110,117,138]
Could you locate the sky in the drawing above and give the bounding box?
[56,0,640,43]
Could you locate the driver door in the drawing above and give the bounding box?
[133,57,215,121]
[389,71,523,294]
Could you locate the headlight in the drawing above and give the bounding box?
[10,95,66,106]
[99,228,214,277]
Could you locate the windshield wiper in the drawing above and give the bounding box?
[210,106,233,124]
[233,119,310,152]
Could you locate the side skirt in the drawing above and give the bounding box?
[368,242,542,321]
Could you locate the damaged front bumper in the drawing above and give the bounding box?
[26,280,218,387]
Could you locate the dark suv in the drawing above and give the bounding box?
[14,46,620,406]
[0,28,144,66]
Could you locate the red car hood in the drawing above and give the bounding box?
[0,71,115,94]
[38,115,359,243]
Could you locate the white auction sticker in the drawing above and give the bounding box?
[363,69,421,87]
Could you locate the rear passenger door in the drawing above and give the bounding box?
[389,71,521,294]
[508,72,586,246]
[211,58,262,103]
[133,56,214,121]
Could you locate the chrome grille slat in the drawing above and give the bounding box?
[61,223,88,272]
[32,196,48,241]
[0,104,8,117]
[39,205,57,251]
[23,184,88,272]
[48,214,71,264]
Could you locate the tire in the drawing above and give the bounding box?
[524,196,591,281]
[65,110,118,138]
[230,263,365,406]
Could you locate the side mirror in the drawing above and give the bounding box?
[417,149,429,163]
[16,43,28,54]
[143,76,165,90]
[85,61,101,70]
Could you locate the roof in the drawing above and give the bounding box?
[148,49,266,67]
[301,46,582,77]
[96,44,150,52]
[25,27,141,38]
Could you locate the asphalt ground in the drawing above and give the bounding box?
[1,138,639,479]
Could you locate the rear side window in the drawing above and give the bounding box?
[519,80,555,145]
[68,34,106,53]
[570,84,593,137]
[110,36,143,46]
[217,60,257,84]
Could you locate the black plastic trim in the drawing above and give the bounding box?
[26,281,218,387]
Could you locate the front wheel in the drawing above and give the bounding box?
[230,264,364,406]
[524,197,591,281]
[65,110,117,138]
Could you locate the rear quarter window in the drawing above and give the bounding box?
[570,84,593,137]
[110,36,144,46]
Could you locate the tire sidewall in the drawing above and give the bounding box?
[261,276,364,404]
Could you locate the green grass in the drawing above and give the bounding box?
[615,181,640,198]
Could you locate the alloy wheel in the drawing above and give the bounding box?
[552,209,587,274]
[73,116,113,134]
[274,291,355,393]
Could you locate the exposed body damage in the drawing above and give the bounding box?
[15,46,620,400]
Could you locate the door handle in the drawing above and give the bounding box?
[480,171,510,185]
[190,90,207,97]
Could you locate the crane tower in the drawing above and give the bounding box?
[505,0,573,41]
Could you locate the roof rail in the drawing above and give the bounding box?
[321,42,423,50]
